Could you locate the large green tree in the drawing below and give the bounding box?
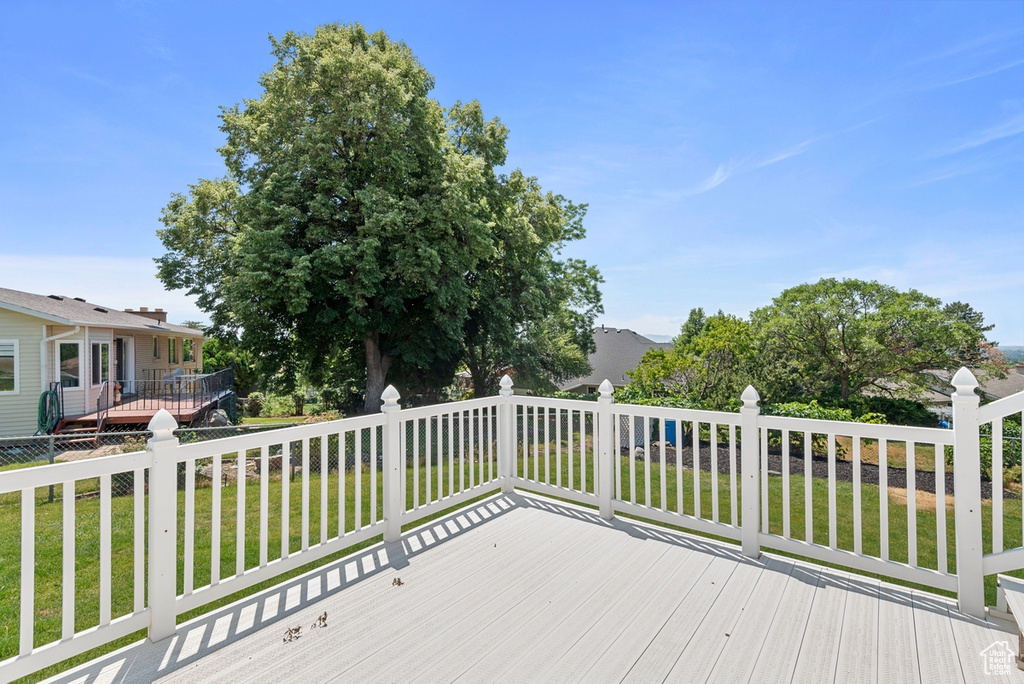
[158,24,497,412]
[157,24,600,411]
[460,168,603,395]
[751,278,994,401]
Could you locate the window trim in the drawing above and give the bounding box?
[0,339,19,395]
[58,341,81,389]
[168,338,178,365]
[183,338,193,363]
[91,342,110,387]
[153,336,160,359]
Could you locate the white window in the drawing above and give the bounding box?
[91,342,109,386]
[153,336,160,359]
[0,340,18,393]
[58,341,81,388]
[183,339,193,363]
[168,338,178,364]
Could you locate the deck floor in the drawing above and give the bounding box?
[66,394,226,426]
[49,492,1024,683]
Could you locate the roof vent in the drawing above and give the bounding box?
[93,307,107,313]
[73,297,85,302]
[47,295,63,300]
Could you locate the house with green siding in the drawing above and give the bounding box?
[0,287,206,436]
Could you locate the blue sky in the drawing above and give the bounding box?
[1,1,1022,343]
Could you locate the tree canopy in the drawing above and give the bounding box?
[157,23,600,411]
[751,278,997,401]
[629,309,753,407]
[627,279,1001,415]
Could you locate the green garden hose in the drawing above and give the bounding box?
[37,389,60,434]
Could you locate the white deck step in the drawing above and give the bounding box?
[998,574,1024,671]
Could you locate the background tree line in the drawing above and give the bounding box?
[157,23,602,413]
[625,278,1007,425]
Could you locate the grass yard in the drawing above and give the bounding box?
[0,444,501,682]
[3,432,1023,682]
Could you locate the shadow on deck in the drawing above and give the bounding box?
[46,491,1021,684]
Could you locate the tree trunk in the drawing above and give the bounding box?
[364,332,392,414]
[467,346,498,397]
[840,374,849,401]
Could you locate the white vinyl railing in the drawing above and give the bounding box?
[0,367,1018,680]
[979,382,1024,578]
[396,395,504,526]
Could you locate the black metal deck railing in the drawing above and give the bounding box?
[96,367,235,425]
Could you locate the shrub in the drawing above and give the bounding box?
[246,391,265,417]
[944,420,1023,480]
[760,401,887,457]
[1005,465,1022,490]
[841,396,934,427]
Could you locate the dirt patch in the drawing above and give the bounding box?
[887,486,955,512]
[54,445,124,462]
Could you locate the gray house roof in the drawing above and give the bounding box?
[925,367,1024,402]
[0,287,200,336]
[558,327,672,391]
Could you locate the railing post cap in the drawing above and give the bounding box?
[598,379,614,398]
[499,374,514,396]
[951,367,979,395]
[147,409,178,443]
[381,385,400,410]
[741,385,760,408]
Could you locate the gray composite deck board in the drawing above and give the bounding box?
[876,583,921,683]
[835,576,880,683]
[45,492,1024,684]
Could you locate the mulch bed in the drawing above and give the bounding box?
[623,443,1013,500]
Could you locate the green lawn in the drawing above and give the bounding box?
[3,435,1022,682]
[0,439,500,682]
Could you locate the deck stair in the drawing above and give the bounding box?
[53,417,104,445]
[997,575,1024,670]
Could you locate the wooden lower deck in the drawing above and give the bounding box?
[48,492,1024,683]
[62,394,227,428]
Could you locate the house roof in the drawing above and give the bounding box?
[558,327,671,390]
[925,367,1024,402]
[0,287,201,336]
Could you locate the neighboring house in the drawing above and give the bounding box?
[924,366,1024,422]
[0,287,209,437]
[558,327,672,393]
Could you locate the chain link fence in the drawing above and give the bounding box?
[0,423,300,471]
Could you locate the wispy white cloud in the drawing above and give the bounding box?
[910,28,1023,65]
[758,140,815,167]
[938,112,1024,156]
[757,118,881,168]
[920,59,1024,91]
[683,156,749,196]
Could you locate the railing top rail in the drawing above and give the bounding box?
[757,414,954,444]
[978,391,1024,424]
[0,450,149,492]
[612,402,744,426]
[173,412,386,459]
[512,395,602,412]
[397,395,502,420]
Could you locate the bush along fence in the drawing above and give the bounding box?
[1,368,1022,680]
